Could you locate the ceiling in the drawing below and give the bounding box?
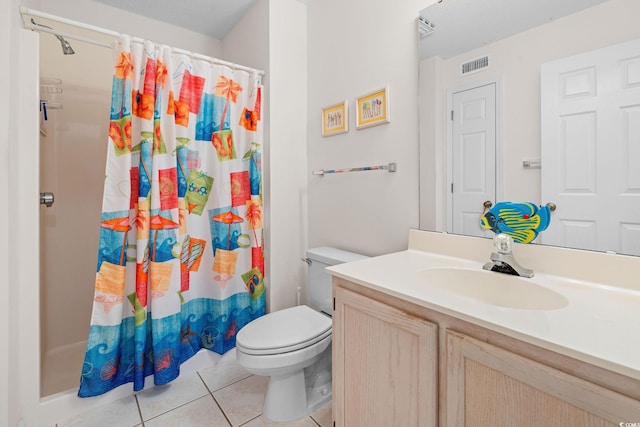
[94,0,259,40]
[419,0,609,59]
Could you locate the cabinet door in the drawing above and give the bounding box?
[445,330,640,426]
[333,286,438,427]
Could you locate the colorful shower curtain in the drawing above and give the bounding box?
[79,36,265,397]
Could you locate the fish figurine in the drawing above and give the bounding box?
[480,201,551,244]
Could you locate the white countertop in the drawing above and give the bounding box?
[327,248,640,381]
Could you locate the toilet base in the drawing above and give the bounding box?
[305,378,332,415]
[262,368,332,422]
[235,310,334,423]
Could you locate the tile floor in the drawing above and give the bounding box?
[54,351,332,427]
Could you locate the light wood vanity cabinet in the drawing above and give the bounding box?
[445,331,640,426]
[332,278,640,427]
[332,286,438,427]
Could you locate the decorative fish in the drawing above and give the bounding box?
[480,201,551,244]
[155,353,172,371]
[225,321,237,340]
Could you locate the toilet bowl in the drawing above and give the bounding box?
[235,247,368,422]
[236,305,332,421]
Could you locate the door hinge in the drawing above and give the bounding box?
[333,297,335,311]
[451,183,454,193]
[451,110,454,120]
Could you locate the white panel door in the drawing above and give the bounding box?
[541,38,640,255]
[451,83,496,237]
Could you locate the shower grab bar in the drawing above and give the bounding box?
[312,162,397,176]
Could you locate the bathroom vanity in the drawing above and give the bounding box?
[328,230,640,426]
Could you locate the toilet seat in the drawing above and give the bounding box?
[236,305,332,356]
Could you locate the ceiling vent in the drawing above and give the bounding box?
[418,17,435,38]
[460,55,490,76]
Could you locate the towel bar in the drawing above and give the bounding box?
[312,162,397,176]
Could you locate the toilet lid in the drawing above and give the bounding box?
[236,305,331,355]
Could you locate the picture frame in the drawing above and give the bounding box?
[321,100,349,137]
[355,86,390,129]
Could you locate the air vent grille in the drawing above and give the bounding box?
[460,56,490,75]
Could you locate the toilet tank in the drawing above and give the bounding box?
[306,247,368,315]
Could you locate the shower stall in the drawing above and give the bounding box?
[17,4,274,423]
[35,19,229,399]
[38,21,111,397]
[31,11,247,405]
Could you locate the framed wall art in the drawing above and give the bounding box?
[356,86,390,129]
[321,100,349,136]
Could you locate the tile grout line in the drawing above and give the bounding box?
[237,413,261,426]
[197,371,233,426]
[199,369,253,393]
[134,394,145,427]
[139,394,219,425]
[135,370,217,423]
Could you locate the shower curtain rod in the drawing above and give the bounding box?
[19,5,266,77]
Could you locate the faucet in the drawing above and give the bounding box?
[482,233,534,278]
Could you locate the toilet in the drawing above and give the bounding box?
[235,247,368,422]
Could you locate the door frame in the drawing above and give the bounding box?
[445,76,503,234]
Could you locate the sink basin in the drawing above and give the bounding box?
[416,268,568,310]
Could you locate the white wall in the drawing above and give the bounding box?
[419,0,640,229]
[223,1,276,310]
[266,0,308,311]
[222,0,269,72]
[223,0,308,312]
[419,55,445,232]
[306,0,432,257]
[1,0,20,424]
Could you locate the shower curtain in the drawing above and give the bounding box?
[79,36,265,397]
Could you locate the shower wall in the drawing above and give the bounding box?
[39,30,112,396]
